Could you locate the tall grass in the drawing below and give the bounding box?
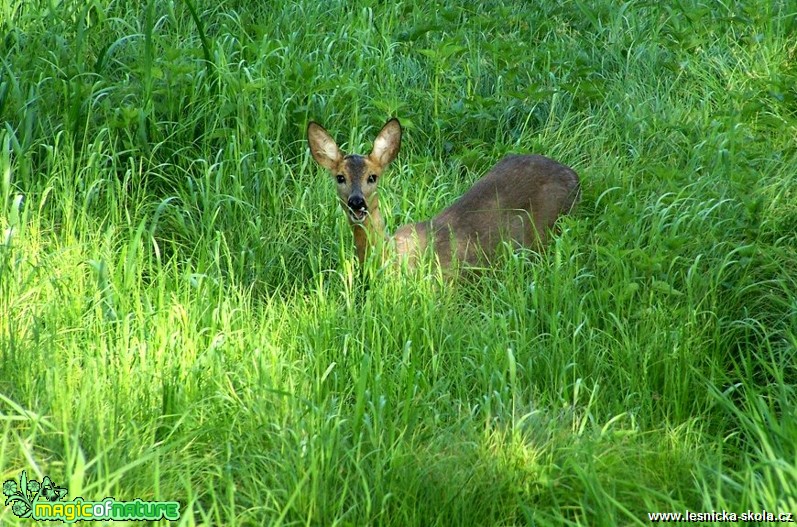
[1,0,795,525]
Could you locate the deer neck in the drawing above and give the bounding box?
[351,200,386,265]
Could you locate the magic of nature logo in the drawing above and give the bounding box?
[3,470,180,523]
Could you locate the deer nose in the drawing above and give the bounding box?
[348,195,366,211]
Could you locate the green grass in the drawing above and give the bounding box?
[1,0,796,525]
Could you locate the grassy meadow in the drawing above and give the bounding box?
[1,0,796,524]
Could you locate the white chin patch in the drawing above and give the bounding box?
[349,209,367,223]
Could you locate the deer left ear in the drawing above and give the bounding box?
[308,122,343,171]
[370,118,401,168]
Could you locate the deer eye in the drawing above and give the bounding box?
[336,175,346,184]
[367,174,378,184]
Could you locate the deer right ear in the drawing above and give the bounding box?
[370,118,401,168]
[308,122,342,170]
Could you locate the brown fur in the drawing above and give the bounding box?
[308,119,580,271]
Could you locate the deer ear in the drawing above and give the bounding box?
[370,118,401,168]
[307,122,342,170]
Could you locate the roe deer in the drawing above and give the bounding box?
[307,118,580,271]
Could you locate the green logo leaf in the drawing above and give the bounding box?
[4,470,68,518]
